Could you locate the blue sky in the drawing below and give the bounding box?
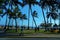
[0,0,59,27]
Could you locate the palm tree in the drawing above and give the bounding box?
[2,9,12,31]
[57,2,60,27]
[3,5,21,32]
[40,0,57,22]
[17,11,23,31]
[59,13,60,27]
[0,9,3,20]
[22,0,38,30]
[8,0,24,32]
[7,10,14,29]
[39,0,58,30]
[39,0,48,30]
[13,7,20,32]
[47,12,58,24]
[1,0,24,23]
[19,14,27,36]
[10,12,18,32]
[46,7,49,23]
[8,17,11,29]
[32,11,38,31]
[20,14,27,26]
[3,7,20,32]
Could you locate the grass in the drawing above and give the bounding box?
[1,29,60,38]
[6,29,36,34]
[23,29,35,34]
[5,29,60,34]
[6,29,48,34]
[6,29,21,33]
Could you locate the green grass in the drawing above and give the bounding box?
[6,29,36,34]
[1,29,60,38]
[6,29,60,34]
[23,29,35,34]
[6,29,21,33]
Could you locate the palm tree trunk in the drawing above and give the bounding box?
[8,18,11,29]
[41,8,46,24]
[33,17,37,32]
[47,16,48,23]
[33,17,37,27]
[15,18,18,32]
[30,8,37,32]
[47,7,49,23]
[27,8,30,30]
[12,19,14,29]
[54,20,55,24]
[41,8,46,31]
[4,14,8,32]
[32,19,33,29]
[22,20,23,26]
[21,19,23,34]
[50,17,52,23]
[5,14,8,29]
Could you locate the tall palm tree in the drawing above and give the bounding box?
[17,11,23,31]
[32,11,38,27]
[2,9,12,31]
[7,10,14,29]
[46,7,49,23]
[19,14,27,35]
[22,0,38,30]
[32,11,38,31]
[8,16,11,29]
[39,0,48,30]
[2,7,20,32]
[13,7,20,32]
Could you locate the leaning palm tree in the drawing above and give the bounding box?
[39,0,48,30]
[32,11,38,32]
[22,0,38,30]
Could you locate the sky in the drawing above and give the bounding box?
[0,0,59,27]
